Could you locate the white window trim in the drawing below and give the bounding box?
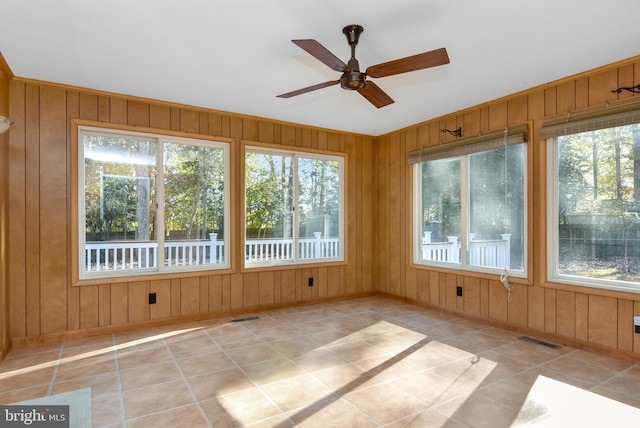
[78,126,231,280]
[412,149,528,278]
[244,145,345,268]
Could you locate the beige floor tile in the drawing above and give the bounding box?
[62,334,114,358]
[200,387,282,426]
[127,403,210,428]
[474,377,533,410]
[343,382,427,425]
[4,295,640,428]
[92,392,123,427]
[402,344,457,370]
[55,353,117,381]
[0,366,56,393]
[211,331,263,350]
[364,332,425,355]
[540,354,618,385]
[475,349,536,377]
[251,326,300,342]
[114,328,164,352]
[120,360,182,391]
[306,329,357,346]
[51,371,120,397]
[225,343,282,366]
[597,371,640,397]
[391,369,462,406]
[567,349,635,371]
[0,349,61,373]
[386,408,468,428]
[260,374,336,413]
[0,384,50,404]
[325,340,388,362]
[354,354,423,382]
[513,366,597,390]
[176,350,236,377]
[589,384,640,408]
[117,345,174,370]
[427,358,500,400]
[123,379,194,420]
[490,341,561,365]
[167,336,221,359]
[311,363,383,393]
[288,320,335,335]
[202,322,249,338]
[433,392,520,428]
[290,347,349,373]
[242,357,306,386]
[245,413,295,427]
[269,336,321,357]
[288,397,377,427]
[1,343,62,358]
[187,367,255,400]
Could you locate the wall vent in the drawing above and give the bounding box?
[518,336,561,349]
[231,316,260,323]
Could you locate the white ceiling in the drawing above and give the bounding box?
[1,0,639,136]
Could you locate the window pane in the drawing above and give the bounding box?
[469,145,525,270]
[83,134,157,272]
[164,143,226,267]
[557,124,640,284]
[419,158,461,264]
[245,151,294,263]
[297,157,341,259]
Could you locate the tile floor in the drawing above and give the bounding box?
[2,296,640,427]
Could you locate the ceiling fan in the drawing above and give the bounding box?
[277,25,450,108]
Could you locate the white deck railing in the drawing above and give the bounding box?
[245,233,340,263]
[421,232,511,268]
[85,233,224,272]
[85,232,339,272]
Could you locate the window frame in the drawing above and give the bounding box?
[412,130,528,278]
[243,143,346,269]
[546,123,640,294]
[73,122,231,284]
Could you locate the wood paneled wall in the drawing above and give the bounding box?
[8,81,376,341]
[1,55,12,358]
[377,55,640,358]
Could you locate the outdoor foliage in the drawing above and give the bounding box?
[556,123,640,283]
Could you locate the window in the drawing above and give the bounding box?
[244,145,344,267]
[546,107,640,292]
[78,126,230,280]
[412,127,527,275]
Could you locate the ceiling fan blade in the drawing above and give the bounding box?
[277,80,340,98]
[292,39,348,72]
[357,80,394,108]
[366,47,449,78]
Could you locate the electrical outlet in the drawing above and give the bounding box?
[149,293,157,304]
[456,286,463,297]
[308,277,314,287]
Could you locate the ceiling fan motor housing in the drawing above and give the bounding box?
[340,70,366,90]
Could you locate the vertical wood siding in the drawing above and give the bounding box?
[378,56,640,358]
[8,84,375,339]
[1,59,11,357]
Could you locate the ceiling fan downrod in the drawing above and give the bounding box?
[340,25,366,90]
